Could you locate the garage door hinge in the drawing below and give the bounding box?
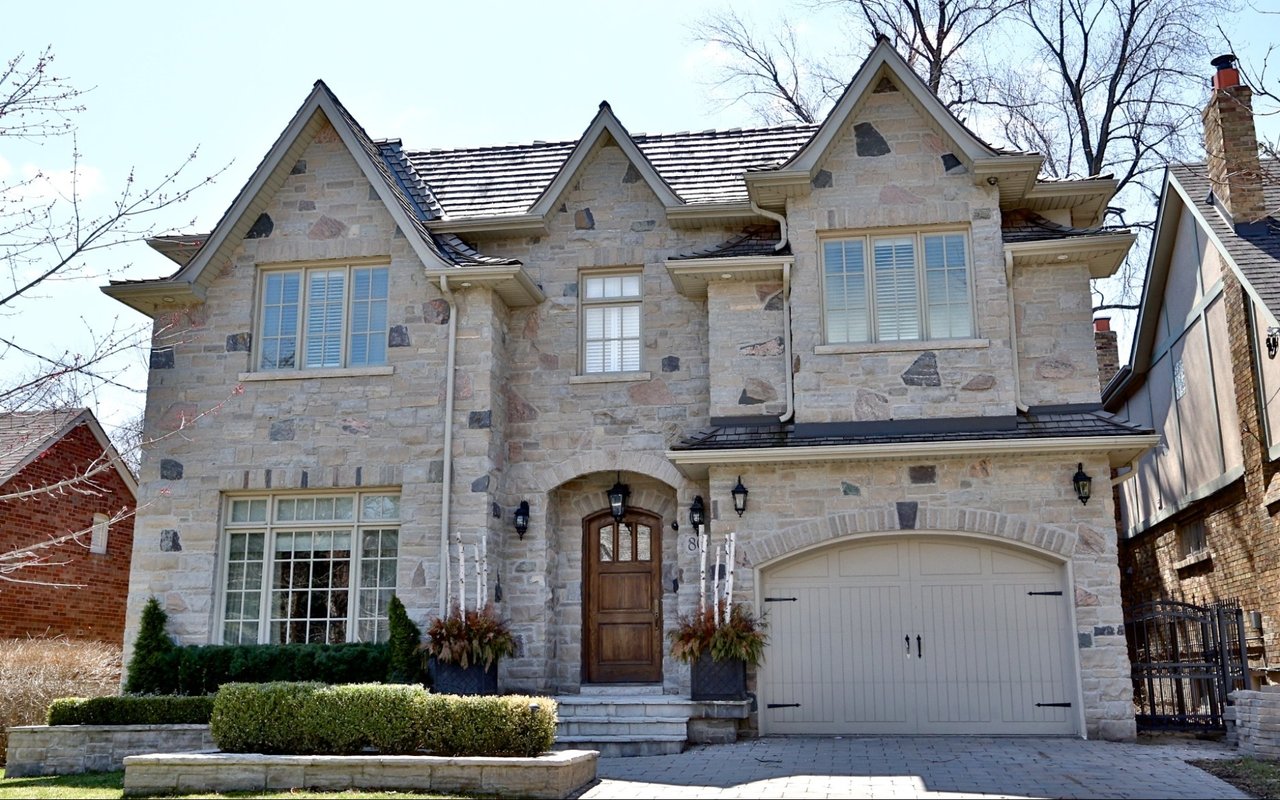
[1027,590,1064,596]
[764,596,798,602]
[766,703,802,709]
[1035,702,1072,707]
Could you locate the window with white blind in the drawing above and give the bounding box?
[581,273,642,373]
[257,264,389,370]
[823,231,973,344]
[219,492,399,645]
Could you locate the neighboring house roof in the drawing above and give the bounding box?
[668,405,1156,473]
[1167,161,1280,314]
[669,225,791,261]
[1105,159,1280,406]
[409,125,817,219]
[1000,209,1128,244]
[0,408,138,496]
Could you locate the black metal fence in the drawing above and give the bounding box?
[1125,599,1251,731]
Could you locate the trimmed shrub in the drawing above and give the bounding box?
[125,640,390,696]
[211,682,425,755]
[210,682,557,757]
[0,638,120,765]
[126,597,177,694]
[48,694,214,726]
[386,596,424,684]
[421,694,557,757]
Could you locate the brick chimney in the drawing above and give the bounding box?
[1094,317,1120,391]
[1202,54,1267,225]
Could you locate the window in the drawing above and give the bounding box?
[581,273,642,373]
[220,491,399,645]
[823,231,973,344]
[257,265,389,371]
[90,513,109,554]
[1178,519,1208,558]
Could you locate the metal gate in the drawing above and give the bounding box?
[1125,599,1251,731]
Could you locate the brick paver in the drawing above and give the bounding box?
[575,737,1247,799]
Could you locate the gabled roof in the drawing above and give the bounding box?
[104,81,524,316]
[0,408,138,496]
[1106,159,1280,405]
[527,101,681,217]
[669,225,790,261]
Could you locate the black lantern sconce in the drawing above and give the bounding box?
[607,472,630,521]
[689,495,706,528]
[1072,463,1092,506]
[513,500,530,539]
[1267,327,1279,360]
[731,476,749,517]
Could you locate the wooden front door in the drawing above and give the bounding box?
[584,508,662,683]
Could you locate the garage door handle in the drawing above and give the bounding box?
[916,635,922,659]
[905,635,910,655]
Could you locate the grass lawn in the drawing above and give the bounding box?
[1192,757,1280,799]
[0,769,469,799]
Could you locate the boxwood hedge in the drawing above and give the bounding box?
[126,642,391,695]
[48,694,215,726]
[210,682,556,757]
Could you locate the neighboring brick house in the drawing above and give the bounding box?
[1105,57,1280,677]
[0,408,137,644]
[105,40,1155,739]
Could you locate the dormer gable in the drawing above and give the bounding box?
[527,101,684,220]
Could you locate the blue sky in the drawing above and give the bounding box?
[2,1,1277,434]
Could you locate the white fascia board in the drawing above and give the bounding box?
[421,265,546,307]
[100,280,205,317]
[1005,232,1138,278]
[425,214,547,235]
[666,434,1161,470]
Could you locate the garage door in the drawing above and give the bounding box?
[759,536,1078,735]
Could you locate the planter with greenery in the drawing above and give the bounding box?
[422,604,516,696]
[669,602,767,700]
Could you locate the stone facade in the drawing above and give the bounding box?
[115,55,1137,740]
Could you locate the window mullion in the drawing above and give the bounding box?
[259,528,273,645]
[865,237,878,343]
[916,233,929,340]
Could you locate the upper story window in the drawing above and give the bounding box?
[257,265,389,371]
[823,231,973,344]
[220,491,400,645]
[581,273,642,373]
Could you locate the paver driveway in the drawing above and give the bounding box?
[575,736,1249,799]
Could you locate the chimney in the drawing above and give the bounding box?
[1094,317,1119,391]
[1202,54,1267,225]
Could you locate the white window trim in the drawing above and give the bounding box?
[90,513,109,555]
[820,228,976,345]
[579,269,644,375]
[253,259,392,373]
[216,490,400,645]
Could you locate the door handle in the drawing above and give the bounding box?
[916,635,922,659]
[653,597,661,622]
[905,635,910,656]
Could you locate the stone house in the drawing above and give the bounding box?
[0,408,137,644]
[1105,56,1280,679]
[105,41,1154,741]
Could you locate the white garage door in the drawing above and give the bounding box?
[759,536,1078,736]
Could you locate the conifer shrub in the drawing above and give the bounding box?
[125,597,178,694]
[386,595,424,684]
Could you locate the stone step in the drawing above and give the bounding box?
[553,734,687,758]
[577,683,664,696]
[557,716,689,738]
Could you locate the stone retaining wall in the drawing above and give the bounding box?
[4,724,214,777]
[122,750,599,799]
[1230,689,1280,759]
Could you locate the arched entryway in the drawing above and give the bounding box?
[757,533,1080,736]
[582,507,663,683]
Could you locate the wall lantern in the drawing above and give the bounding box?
[731,476,749,517]
[1072,463,1092,506]
[1267,327,1279,359]
[513,500,530,539]
[607,472,630,521]
[689,495,706,528]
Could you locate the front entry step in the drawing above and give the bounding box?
[553,692,751,758]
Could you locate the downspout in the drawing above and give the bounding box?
[438,274,458,617]
[1005,250,1029,413]
[751,200,794,422]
